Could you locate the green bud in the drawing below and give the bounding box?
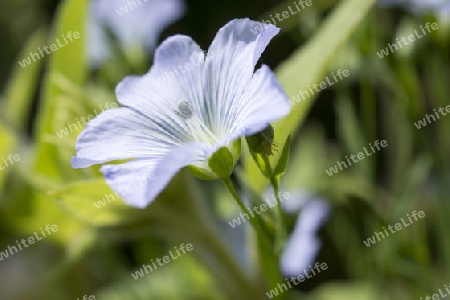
[245,124,275,156]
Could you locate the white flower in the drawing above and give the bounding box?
[72,19,291,208]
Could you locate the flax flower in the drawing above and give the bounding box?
[281,190,331,276]
[378,0,450,18]
[72,19,291,208]
[88,0,185,65]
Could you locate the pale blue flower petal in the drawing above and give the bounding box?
[203,19,290,138]
[71,107,198,169]
[114,36,223,147]
[295,199,330,233]
[281,195,331,276]
[101,142,212,208]
[109,0,185,50]
[115,35,205,122]
[230,65,291,137]
[378,0,450,18]
[282,234,322,277]
[281,190,313,213]
[88,0,185,65]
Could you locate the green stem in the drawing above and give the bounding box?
[262,155,286,255]
[221,177,272,249]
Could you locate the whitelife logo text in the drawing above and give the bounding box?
[18,31,80,68]
[0,225,59,262]
[266,262,328,298]
[131,243,193,280]
[326,140,388,177]
[363,210,425,247]
[376,22,439,58]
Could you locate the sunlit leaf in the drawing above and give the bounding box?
[34,0,88,181]
[0,123,16,193]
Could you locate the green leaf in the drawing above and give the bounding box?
[47,177,200,228]
[273,135,291,179]
[0,123,17,192]
[34,0,88,181]
[244,0,376,193]
[248,151,272,178]
[47,171,217,228]
[48,179,144,226]
[335,96,371,177]
[2,28,46,132]
[2,188,86,244]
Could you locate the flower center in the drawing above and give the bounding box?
[175,100,218,145]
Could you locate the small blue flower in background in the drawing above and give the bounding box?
[72,19,291,208]
[378,0,450,18]
[280,190,331,276]
[88,0,185,65]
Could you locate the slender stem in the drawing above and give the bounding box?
[221,177,271,249]
[272,177,286,255]
[262,155,286,255]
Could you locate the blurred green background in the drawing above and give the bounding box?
[0,0,449,299]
